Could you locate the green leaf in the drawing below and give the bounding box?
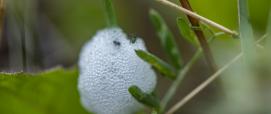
[151,110,158,114]
[104,0,117,27]
[0,67,89,114]
[135,50,177,80]
[128,85,160,112]
[268,13,271,33]
[238,0,255,62]
[199,22,216,38]
[176,17,199,46]
[149,9,182,69]
[265,6,271,47]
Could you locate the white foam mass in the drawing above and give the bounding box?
[78,27,157,114]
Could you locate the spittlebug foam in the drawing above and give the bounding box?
[78,27,157,114]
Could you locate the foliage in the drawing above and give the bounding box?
[149,9,183,69]
[0,67,89,114]
[238,0,256,63]
[128,85,160,112]
[176,17,198,46]
[2,0,271,114]
[135,50,176,80]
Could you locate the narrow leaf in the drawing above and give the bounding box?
[267,6,271,35]
[200,23,227,41]
[149,9,182,69]
[128,85,160,111]
[176,17,198,46]
[199,22,216,38]
[265,6,271,47]
[104,0,117,27]
[135,50,177,80]
[238,0,255,62]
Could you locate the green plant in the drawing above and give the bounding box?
[1,0,271,114]
[130,0,270,114]
[77,1,157,114]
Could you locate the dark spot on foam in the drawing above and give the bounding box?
[130,37,137,44]
[113,40,121,46]
[128,33,137,44]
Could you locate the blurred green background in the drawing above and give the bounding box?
[0,0,271,114]
[2,0,270,70]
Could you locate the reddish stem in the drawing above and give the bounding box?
[179,0,217,72]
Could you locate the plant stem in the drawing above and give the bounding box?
[257,34,268,43]
[160,32,222,113]
[164,36,267,114]
[156,0,240,72]
[165,53,242,114]
[160,48,202,112]
[104,0,117,27]
[156,0,237,36]
[238,0,255,63]
[178,0,217,73]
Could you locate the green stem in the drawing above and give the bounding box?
[160,48,202,112]
[104,0,117,27]
[160,32,222,113]
[163,35,268,114]
[166,53,242,114]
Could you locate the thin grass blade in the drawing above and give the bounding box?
[149,9,182,69]
[135,50,177,80]
[176,17,199,46]
[238,0,255,62]
[104,0,117,27]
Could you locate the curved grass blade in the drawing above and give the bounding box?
[176,17,198,46]
[199,22,215,38]
[135,50,177,80]
[128,85,160,112]
[149,9,182,69]
[265,6,271,47]
[238,0,255,63]
[103,0,117,27]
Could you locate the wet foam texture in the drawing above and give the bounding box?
[78,27,157,114]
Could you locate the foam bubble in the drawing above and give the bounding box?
[78,27,157,114]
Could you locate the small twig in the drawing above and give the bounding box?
[255,34,267,49]
[256,44,264,49]
[160,32,220,113]
[165,53,242,114]
[156,0,238,36]
[257,34,268,44]
[178,0,217,72]
[160,48,202,112]
[164,35,268,114]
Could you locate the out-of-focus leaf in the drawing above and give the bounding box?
[128,85,160,112]
[0,67,89,114]
[104,0,117,27]
[176,17,198,46]
[149,9,182,69]
[199,22,216,38]
[265,7,271,47]
[151,110,158,114]
[135,50,176,80]
[238,0,255,62]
